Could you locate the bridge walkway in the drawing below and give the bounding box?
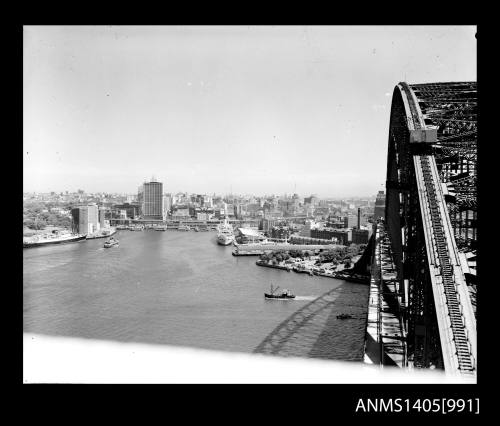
[364,223,405,367]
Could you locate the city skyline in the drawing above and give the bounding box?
[23,186,380,200]
[24,25,476,197]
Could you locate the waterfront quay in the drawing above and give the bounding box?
[235,243,345,251]
[109,217,260,229]
[85,227,117,239]
[255,255,363,279]
[235,239,366,284]
[233,242,343,253]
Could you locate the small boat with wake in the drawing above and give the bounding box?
[103,237,119,248]
[336,313,353,319]
[264,284,295,300]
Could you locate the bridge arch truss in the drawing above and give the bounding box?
[384,81,477,377]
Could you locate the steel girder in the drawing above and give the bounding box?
[414,83,478,253]
[383,82,477,376]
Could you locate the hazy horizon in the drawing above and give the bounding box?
[24,25,476,198]
[23,189,378,199]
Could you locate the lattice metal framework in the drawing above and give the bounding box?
[384,82,477,375]
[412,82,477,254]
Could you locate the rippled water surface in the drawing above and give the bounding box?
[23,230,369,359]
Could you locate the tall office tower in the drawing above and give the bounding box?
[140,178,164,219]
[304,194,319,206]
[71,204,100,235]
[234,204,242,219]
[163,193,172,215]
[98,207,106,229]
[137,185,144,216]
[373,191,386,221]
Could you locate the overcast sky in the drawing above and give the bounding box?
[23,25,476,197]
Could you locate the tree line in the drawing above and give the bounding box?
[23,201,75,230]
[259,244,367,267]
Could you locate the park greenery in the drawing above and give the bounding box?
[23,201,74,230]
[259,244,367,268]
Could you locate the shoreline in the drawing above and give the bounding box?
[255,260,292,271]
[255,258,370,283]
[85,227,117,239]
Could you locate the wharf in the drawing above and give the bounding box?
[232,250,263,256]
[234,242,342,252]
[293,267,313,275]
[255,260,292,271]
[85,228,117,239]
[255,260,359,281]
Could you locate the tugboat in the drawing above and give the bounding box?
[336,313,353,319]
[264,284,295,300]
[103,237,119,248]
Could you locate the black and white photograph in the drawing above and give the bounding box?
[23,25,477,388]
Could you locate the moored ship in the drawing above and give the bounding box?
[23,231,86,248]
[217,219,235,245]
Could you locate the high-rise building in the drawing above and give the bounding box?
[71,204,99,235]
[347,214,358,228]
[304,194,319,206]
[327,229,350,245]
[163,193,172,215]
[203,195,213,208]
[234,204,242,219]
[113,203,139,219]
[351,228,369,244]
[300,219,317,237]
[374,191,386,221]
[137,185,144,215]
[98,207,106,228]
[139,178,164,220]
[260,217,282,233]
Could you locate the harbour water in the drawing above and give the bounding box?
[23,230,369,360]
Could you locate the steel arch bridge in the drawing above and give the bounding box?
[253,81,476,379]
[382,81,477,377]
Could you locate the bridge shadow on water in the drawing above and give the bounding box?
[253,283,370,362]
